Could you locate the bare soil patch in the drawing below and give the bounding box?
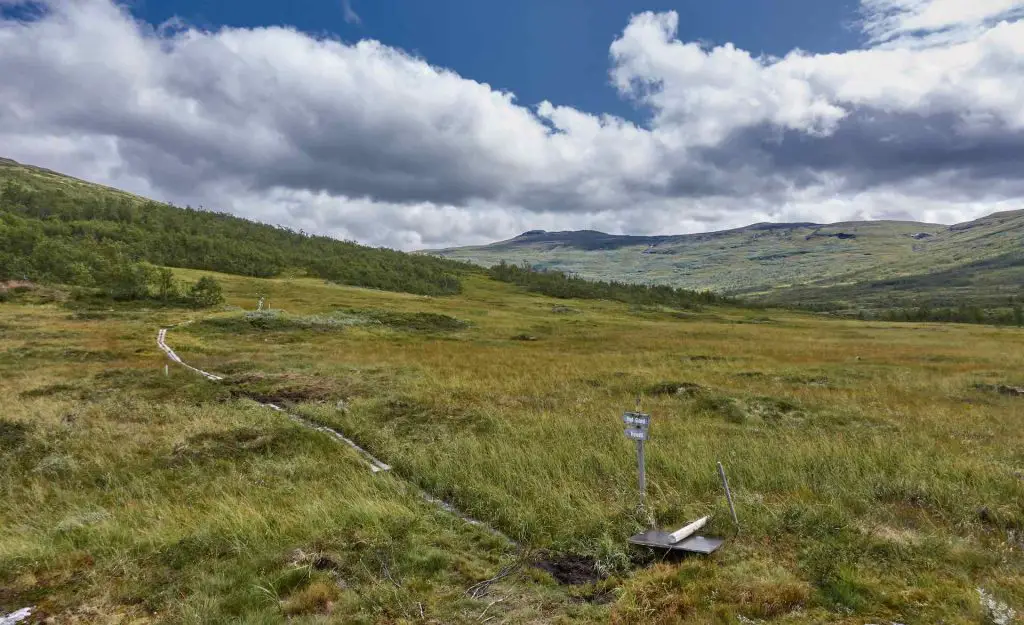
[534,553,603,586]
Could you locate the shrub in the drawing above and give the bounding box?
[187,276,224,309]
[153,267,179,301]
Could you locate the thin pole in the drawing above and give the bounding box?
[717,461,738,531]
[635,395,647,521]
[637,438,646,510]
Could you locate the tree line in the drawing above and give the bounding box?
[798,300,1024,326]
[0,177,468,298]
[872,302,1024,326]
[487,261,731,309]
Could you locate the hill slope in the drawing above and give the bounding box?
[431,212,1024,310]
[0,157,468,296]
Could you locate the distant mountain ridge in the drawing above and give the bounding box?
[430,211,1024,311]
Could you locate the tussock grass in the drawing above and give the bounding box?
[3,269,1023,622]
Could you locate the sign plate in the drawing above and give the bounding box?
[622,412,651,427]
[624,427,648,441]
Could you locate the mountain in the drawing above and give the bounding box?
[430,212,1024,311]
[0,157,468,297]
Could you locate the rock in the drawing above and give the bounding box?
[511,334,538,341]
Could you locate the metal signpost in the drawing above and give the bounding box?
[622,410,651,511]
[622,404,727,555]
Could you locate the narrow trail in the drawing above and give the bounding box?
[156,326,513,543]
[157,328,223,381]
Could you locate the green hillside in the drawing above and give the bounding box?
[0,158,468,297]
[0,158,736,313]
[431,211,1024,312]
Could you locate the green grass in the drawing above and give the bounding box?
[3,269,1023,623]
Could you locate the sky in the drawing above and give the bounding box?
[1,0,1023,250]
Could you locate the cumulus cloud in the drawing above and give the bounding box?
[0,0,1022,249]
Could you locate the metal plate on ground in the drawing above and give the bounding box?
[627,529,725,554]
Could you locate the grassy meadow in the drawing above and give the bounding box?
[2,271,1023,624]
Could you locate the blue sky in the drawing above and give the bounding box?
[2,0,1023,249]
[135,0,862,122]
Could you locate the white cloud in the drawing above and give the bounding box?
[610,12,849,145]
[0,0,1022,250]
[610,9,1024,139]
[861,0,1024,45]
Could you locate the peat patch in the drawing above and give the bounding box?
[534,553,604,586]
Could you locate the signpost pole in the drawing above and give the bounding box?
[637,437,646,510]
[633,397,647,519]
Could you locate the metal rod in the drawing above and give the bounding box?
[635,395,647,519]
[717,461,738,530]
[637,439,646,512]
